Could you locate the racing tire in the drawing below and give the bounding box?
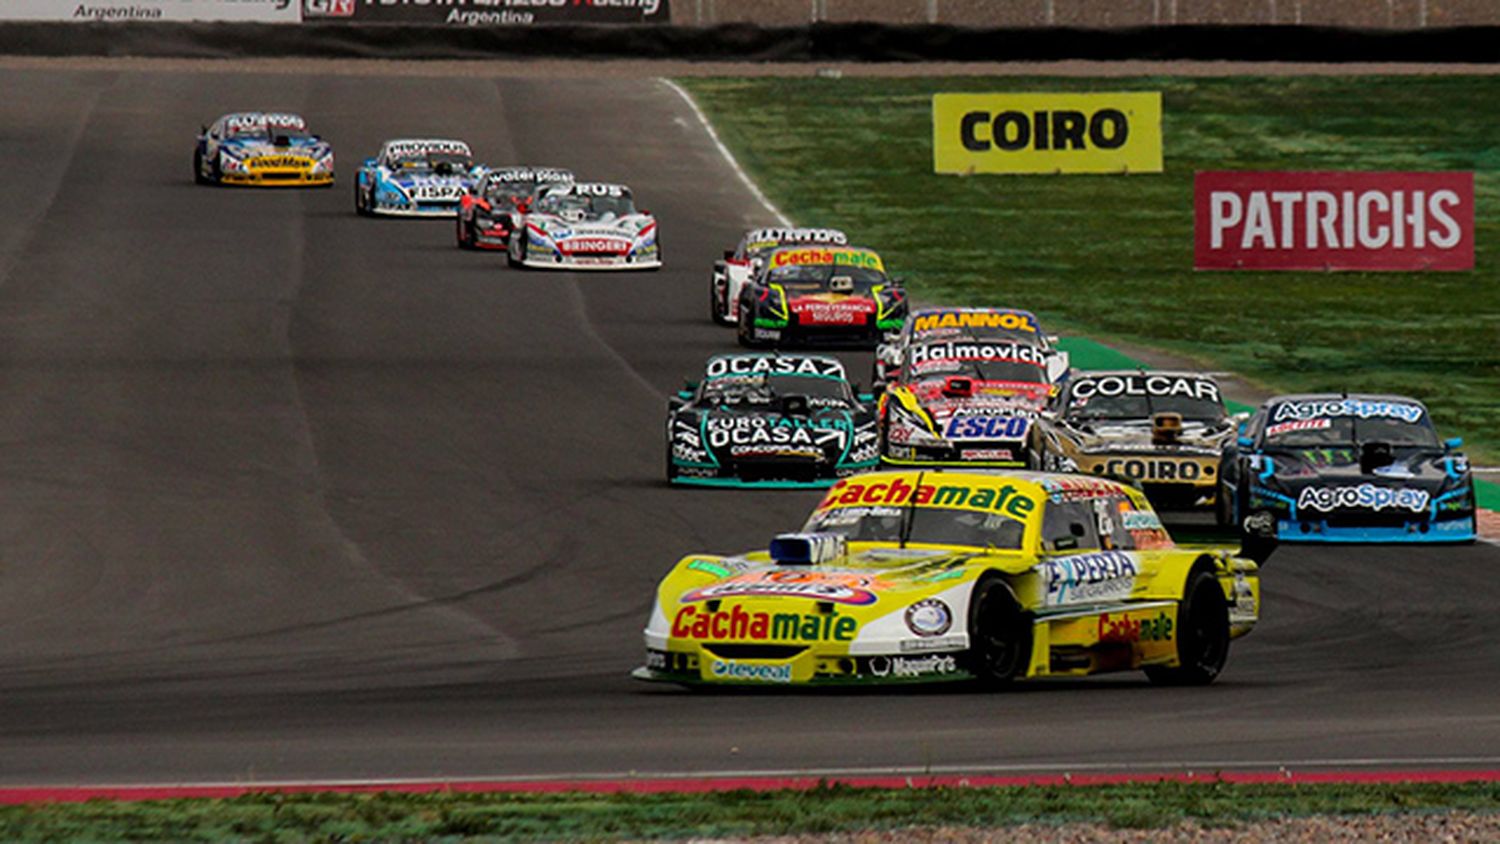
[736,304,764,349]
[1213,462,1235,528]
[193,149,208,185]
[456,216,474,249]
[508,235,526,269]
[354,179,372,217]
[967,577,1031,690]
[1145,566,1230,687]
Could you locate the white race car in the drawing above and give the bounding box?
[508,183,660,271]
[710,227,847,326]
[354,138,481,218]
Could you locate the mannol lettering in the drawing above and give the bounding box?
[1296,484,1430,513]
[1037,551,1139,606]
[1071,374,1220,403]
[912,310,1038,334]
[823,477,1037,520]
[1272,398,1424,424]
[673,605,860,640]
[906,341,1046,367]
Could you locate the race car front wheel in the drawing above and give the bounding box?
[968,577,1031,689]
[508,234,526,268]
[354,180,371,217]
[192,149,208,185]
[1145,566,1229,686]
[456,216,473,249]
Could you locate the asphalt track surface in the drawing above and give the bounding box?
[1,63,1498,787]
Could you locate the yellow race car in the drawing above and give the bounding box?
[634,469,1268,688]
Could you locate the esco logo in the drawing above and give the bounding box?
[944,415,1030,440]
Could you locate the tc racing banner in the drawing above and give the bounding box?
[1195,171,1475,271]
[932,92,1163,175]
[5,0,299,20]
[303,0,668,24]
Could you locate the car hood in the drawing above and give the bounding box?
[529,216,653,238]
[911,381,1049,420]
[1057,419,1235,453]
[1263,446,1461,488]
[672,548,998,606]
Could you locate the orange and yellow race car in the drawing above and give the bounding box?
[635,469,1267,688]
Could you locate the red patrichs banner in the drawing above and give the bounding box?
[1195,171,1474,271]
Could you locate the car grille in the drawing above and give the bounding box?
[702,644,807,660]
[259,172,302,181]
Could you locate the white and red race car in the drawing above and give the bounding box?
[710,227,847,325]
[508,182,660,271]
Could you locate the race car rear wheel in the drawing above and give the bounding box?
[968,577,1031,689]
[1145,566,1229,686]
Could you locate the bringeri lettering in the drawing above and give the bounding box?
[1070,374,1221,403]
[1265,418,1332,437]
[769,248,884,271]
[912,310,1039,335]
[1272,398,1424,424]
[821,477,1037,520]
[907,341,1046,368]
[1296,484,1430,513]
[672,605,859,641]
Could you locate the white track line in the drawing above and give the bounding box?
[659,77,793,228]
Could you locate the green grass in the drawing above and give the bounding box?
[678,76,1500,461]
[3,781,1500,841]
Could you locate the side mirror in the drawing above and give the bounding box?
[1045,334,1061,345]
[1445,437,1464,450]
[1237,435,1254,449]
[891,276,908,286]
[199,124,207,134]
[682,379,698,394]
[1046,351,1071,384]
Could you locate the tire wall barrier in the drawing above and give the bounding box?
[3,21,1500,62]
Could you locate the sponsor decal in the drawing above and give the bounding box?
[769,248,884,272]
[900,635,966,653]
[387,139,472,158]
[8,0,301,22]
[1101,457,1211,483]
[882,654,959,678]
[944,414,1031,441]
[1265,418,1332,438]
[410,184,465,200]
[711,660,791,683]
[1037,551,1138,607]
[933,92,1163,175]
[907,340,1047,368]
[705,355,844,379]
[225,112,308,132]
[247,156,312,169]
[706,418,847,451]
[905,598,953,637]
[1120,510,1163,531]
[560,183,626,197]
[1271,398,1424,424]
[1195,171,1474,271]
[961,448,1014,461]
[560,237,630,253]
[486,166,571,184]
[681,571,883,607]
[309,0,669,24]
[1039,475,1123,501]
[1296,484,1430,513]
[671,604,859,641]
[821,477,1037,521]
[644,650,667,669]
[1070,374,1220,403]
[1098,611,1174,644]
[792,299,873,325]
[746,227,847,249]
[912,310,1039,335]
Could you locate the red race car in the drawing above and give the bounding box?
[456,166,573,250]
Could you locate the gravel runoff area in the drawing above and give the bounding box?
[698,812,1500,842]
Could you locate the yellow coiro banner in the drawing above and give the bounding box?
[933,92,1163,175]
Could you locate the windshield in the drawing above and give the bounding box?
[1068,393,1224,423]
[536,193,637,221]
[905,341,1048,385]
[765,263,887,292]
[701,374,850,407]
[227,126,313,142]
[390,151,473,173]
[483,183,534,205]
[1264,414,1439,448]
[804,504,1026,550]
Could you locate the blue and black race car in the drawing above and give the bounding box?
[1220,393,1475,543]
[666,353,879,488]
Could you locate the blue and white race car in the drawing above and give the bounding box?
[194,112,334,187]
[508,183,660,270]
[354,139,481,217]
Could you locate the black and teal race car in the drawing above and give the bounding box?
[666,353,879,488]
